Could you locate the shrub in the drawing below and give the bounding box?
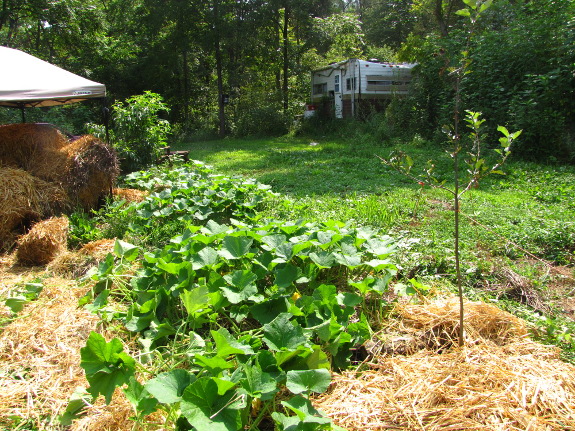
[90,92,171,172]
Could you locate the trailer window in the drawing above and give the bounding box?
[346,78,356,91]
[313,83,327,95]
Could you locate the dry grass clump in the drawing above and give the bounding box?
[112,187,148,203]
[314,299,575,431]
[15,217,69,266]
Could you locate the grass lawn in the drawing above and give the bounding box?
[176,135,575,339]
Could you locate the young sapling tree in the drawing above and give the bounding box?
[380,0,522,347]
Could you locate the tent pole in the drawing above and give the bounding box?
[21,106,26,123]
[102,99,110,144]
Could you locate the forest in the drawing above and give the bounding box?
[0,0,574,161]
[2,1,575,430]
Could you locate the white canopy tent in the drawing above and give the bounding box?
[0,46,106,109]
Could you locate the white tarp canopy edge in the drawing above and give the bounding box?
[0,46,106,108]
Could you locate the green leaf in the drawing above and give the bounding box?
[286,369,331,394]
[274,263,300,288]
[192,247,219,270]
[212,327,254,358]
[58,387,92,426]
[113,239,140,261]
[80,332,135,404]
[5,296,26,313]
[181,285,211,316]
[455,8,471,17]
[144,369,195,404]
[309,251,336,268]
[250,297,290,325]
[221,270,258,304]
[263,313,309,351]
[240,365,278,400]
[180,377,245,431]
[219,236,253,260]
[124,377,158,416]
[194,354,235,375]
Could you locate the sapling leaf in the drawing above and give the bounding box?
[144,369,195,404]
[286,369,331,394]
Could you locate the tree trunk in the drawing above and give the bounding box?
[282,6,289,113]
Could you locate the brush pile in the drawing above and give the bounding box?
[314,298,575,430]
[0,123,119,250]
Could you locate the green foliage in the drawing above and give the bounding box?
[4,282,44,314]
[91,92,171,172]
[233,105,290,138]
[80,332,136,404]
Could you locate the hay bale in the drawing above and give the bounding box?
[62,135,119,211]
[16,217,69,265]
[0,168,69,250]
[112,187,148,203]
[315,300,575,431]
[0,123,69,179]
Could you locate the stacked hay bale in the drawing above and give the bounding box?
[16,216,69,265]
[0,123,119,251]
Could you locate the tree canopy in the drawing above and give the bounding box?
[1,0,573,159]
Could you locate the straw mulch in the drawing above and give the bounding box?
[0,275,100,429]
[0,261,165,430]
[48,239,117,278]
[0,168,69,250]
[314,299,575,431]
[15,217,69,266]
[112,187,148,204]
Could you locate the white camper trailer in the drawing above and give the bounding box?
[309,59,415,119]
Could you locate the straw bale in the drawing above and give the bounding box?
[0,123,69,174]
[62,135,119,211]
[315,300,575,431]
[15,217,69,266]
[112,187,148,203]
[0,168,69,250]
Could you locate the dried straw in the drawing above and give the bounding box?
[48,239,116,278]
[62,135,119,211]
[16,217,69,266]
[314,299,575,431]
[0,123,69,174]
[112,187,148,204]
[0,276,100,429]
[0,168,69,250]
